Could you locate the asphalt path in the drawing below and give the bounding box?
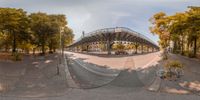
[66,52,160,89]
[68,58,121,89]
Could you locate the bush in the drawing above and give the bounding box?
[12,52,23,61]
[182,51,189,56]
[181,50,195,58]
[173,50,180,54]
[162,50,168,60]
[164,60,184,79]
[165,60,183,69]
[188,52,195,58]
[162,54,168,60]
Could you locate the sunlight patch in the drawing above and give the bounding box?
[164,87,190,94]
[45,60,53,64]
[0,84,4,91]
[180,81,200,92]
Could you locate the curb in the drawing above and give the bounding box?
[147,77,161,92]
[63,54,79,88]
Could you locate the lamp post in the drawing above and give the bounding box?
[57,27,64,75]
[60,27,64,57]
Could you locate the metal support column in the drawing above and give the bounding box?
[107,40,111,55]
[135,42,138,54]
[86,44,89,52]
[141,44,143,54]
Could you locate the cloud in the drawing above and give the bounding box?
[1,0,200,44]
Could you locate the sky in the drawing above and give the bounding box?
[0,0,199,44]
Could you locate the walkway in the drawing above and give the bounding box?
[1,52,200,100]
[0,54,69,97]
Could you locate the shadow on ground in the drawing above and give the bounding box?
[0,54,70,97]
[67,54,158,91]
[66,52,198,96]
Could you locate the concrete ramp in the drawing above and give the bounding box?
[67,57,157,89]
[104,58,154,88]
[107,69,144,87]
[67,58,121,89]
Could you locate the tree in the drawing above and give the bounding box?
[0,7,74,57]
[29,12,53,55]
[168,13,188,54]
[186,7,200,57]
[149,12,170,48]
[29,13,74,55]
[150,7,200,57]
[0,32,11,51]
[0,8,29,53]
[47,14,68,53]
[63,27,74,47]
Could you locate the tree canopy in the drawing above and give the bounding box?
[0,8,74,55]
[150,6,200,57]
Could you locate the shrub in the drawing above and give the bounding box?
[12,52,23,61]
[162,54,168,60]
[188,52,195,58]
[182,50,195,58]
[173,50,180,54]
[164,60,184,79]
[165,60,183,69]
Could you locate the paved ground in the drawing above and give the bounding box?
[149,53,200,95]
[65,51,160,70]
[0,54,69,97]
[65,51,161,88]
[165,54,200,95]
[1,51,200,100]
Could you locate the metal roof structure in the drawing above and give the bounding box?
[68,27,159,49]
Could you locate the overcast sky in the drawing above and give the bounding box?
[0,0,199,44]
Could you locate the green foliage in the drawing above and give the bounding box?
[165,60,183,70]
[29,12,53,55]
[162,54,168,60]
[149,12,170,48]
[163,60,184,79]
[98,42,106,51]
[0,8,29,53]
[182,50,195,58]
[150,6,200,57]
[0,7,74,56]
[18,42,37,54]
[112,43,125,50]
[12,52,22,61]
[63,27,74,47]
[125,43,135,50]
[29,13,73,55]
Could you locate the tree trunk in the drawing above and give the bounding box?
[49,40,53,53]
[178,40,181,53]
[4,44,9,52]
[41,34,45,55]
[181,36,184,55]
[187,41,189,52]
[53,48,56,52]
[173,41,177,53]
[12,31,16,53]
[135,43,138,54]
[41,44,45,55]
[193,37,197,57]
[32,48,35,55]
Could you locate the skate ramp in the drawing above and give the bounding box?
[67,57,157,89]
